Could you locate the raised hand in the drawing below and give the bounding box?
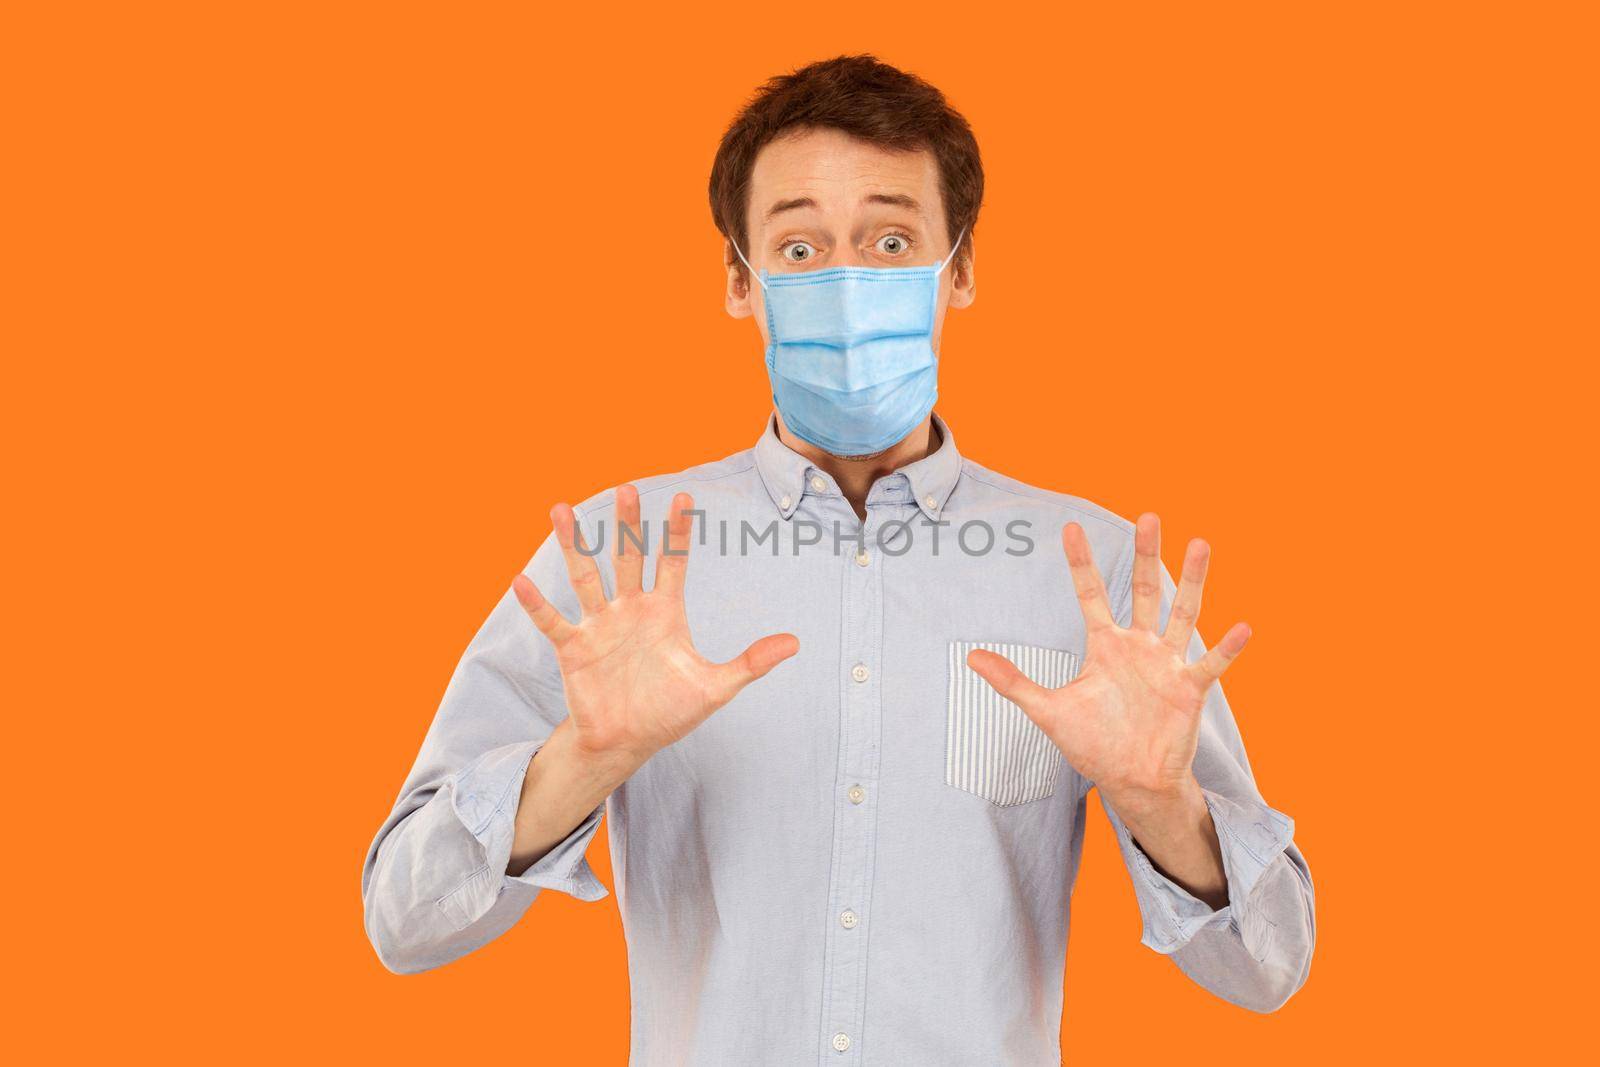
[512,485,800,771]
[967,514,1250,811]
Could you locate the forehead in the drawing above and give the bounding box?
[747,126,943,229]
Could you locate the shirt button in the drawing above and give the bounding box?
[850,663,869,683]
[854,550,870,567]
[924,495,938,510]
[810,475,826,492]
[847,785,865,804]
[780,494,792,510]
[840,909,858,929]
[832,1032,851,1053]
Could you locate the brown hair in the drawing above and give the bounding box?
[709,54,983,276]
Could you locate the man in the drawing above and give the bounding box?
[362,54,1315,1064]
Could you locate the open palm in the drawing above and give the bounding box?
[967,514,1250,802]
[513,485,799,767]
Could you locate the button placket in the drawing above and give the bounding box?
[818,507,885,1063]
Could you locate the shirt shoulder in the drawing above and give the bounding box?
[956,458,1140,608]
[569,447,761,519]
[955,457,1135,536]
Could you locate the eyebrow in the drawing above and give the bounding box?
[763,192,925,221]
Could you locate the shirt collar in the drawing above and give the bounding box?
[899,412,963,519]
[752,411,964,521]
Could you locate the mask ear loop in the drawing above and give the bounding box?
[936,225,967,276]
[729,238,769,292]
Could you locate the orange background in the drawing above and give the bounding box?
[5,2,1593,1062]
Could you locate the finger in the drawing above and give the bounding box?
[1189,621,1251,684]
[709,632,800,705]
[1062,522,1116,633]
[1130,512,1162,632]
[551,502,608,616]
[512,573,577,644]
[653,492,695,598]
[613,483,644,597]
[1162,537,1211,652]
[966,648,1051,717]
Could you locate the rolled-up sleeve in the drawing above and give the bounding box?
[1098,551,1317,1012]
[432,739,609,932]
[1103,788,1299,959]
[361,525,610,975]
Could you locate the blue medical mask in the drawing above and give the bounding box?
[733,228,964,457]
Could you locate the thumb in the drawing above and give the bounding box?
[966,648,1049,717]
[710,633,800,704]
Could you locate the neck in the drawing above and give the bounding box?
[775,413,940,520]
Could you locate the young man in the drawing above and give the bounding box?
[362,54,1315,1064]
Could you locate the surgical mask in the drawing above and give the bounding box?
[732,228,964,457]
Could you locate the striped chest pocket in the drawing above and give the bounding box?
[946,641,1079,806]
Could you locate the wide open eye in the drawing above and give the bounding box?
[875,233,911,256]
[781,242,817,263]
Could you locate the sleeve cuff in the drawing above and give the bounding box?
[435,739,609,931]
[1111,788,1294,956]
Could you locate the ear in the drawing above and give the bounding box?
[725,238,757,319]
[947,239,976,310]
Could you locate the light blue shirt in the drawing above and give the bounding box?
[361,414,1316,1064]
